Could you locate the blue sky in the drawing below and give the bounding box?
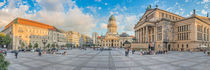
[0,0,209,36]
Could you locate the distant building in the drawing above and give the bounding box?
[79,34,93,47]
[132,6,210,51]
[2,18,66,50]
[97,15,133,48]
[92,32,98,44]
[64,31,81,47]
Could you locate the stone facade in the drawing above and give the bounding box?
[97,15,133,48]
[132,8,210,52]
[2,18,66,50]
[64,31,81,47]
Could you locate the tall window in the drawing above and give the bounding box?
[178,25,190,40]
[207,29,209,41]
[157,26,162,41]
[197,25,202,40]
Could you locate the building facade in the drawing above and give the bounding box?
[64,31,81,47]
[97,15,133,48]
[92,32,98,44]
[2,18,66,50]
[132,7,210,52]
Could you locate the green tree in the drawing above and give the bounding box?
[29,43,32,49]
[51,43,55,48]
[21,42,25,49]
[0,33,11,48]
[46,44,50,49]
[56,44,59,49]
[0,53,10,70]
[34,43,39,49]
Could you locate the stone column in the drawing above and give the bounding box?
[146,26,148,43]
[137,30,139,42]
[143,27,145,43]
[138,29,141,43]
[135,31,137,42]
[140,29,142,43]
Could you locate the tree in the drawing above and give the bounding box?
[34,43,38,49]
[51,43,55,48]
[21,42,25,49]
[0,33,11,48]
[46,44,50,49]
[29,43,32,49]
[0,53,10,70]
[56,44,59,49]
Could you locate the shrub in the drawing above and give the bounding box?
[0,53,10,70]
[208,52,210,55]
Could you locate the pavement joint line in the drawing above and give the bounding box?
[20,50,94,70]
[116,49,151,70]
[73,50,101,70]
[109,50,116,70]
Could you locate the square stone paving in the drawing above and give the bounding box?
[5,49,210,70]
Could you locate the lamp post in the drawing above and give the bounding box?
[42,39,47,50]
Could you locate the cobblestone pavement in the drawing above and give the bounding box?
[5,48,210,70]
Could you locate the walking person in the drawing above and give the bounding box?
[15,51,18,59]
[38,51,42,56]
[132,49,135,54]
[125,48,127,56]
[4,50,7,56]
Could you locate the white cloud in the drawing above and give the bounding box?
[0,0,96,34]
[98,7,102,10]
[104,3,108,5]
[201,9,207,15]
[100,23,107,29]
[95,0,102,2]
[201,0,209,3]
[185,0,189,2]
[86,6,97,13]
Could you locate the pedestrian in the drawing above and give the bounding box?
[39,51,42,56]
[132,49,135,54]
[4,50,7,56]
[204,50,206,54]
[125,50,128,56]
[15,51,18,59]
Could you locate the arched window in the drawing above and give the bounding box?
[182,44,184,48]
[186,44,188,48]
[177,44,179,48]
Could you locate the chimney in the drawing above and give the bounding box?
[156,5,158,8]
[207,13,209,17]
[193,9,196,15]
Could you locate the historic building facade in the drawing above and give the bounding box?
[64,31,81,47]
[132,7,210,51]
[2,18,66,50]
[97,15,133,48]
[92,32,98,44]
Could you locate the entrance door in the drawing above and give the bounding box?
[168,44,171,51]
[111,40,114,48]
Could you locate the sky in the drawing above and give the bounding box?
[0,0,209,36]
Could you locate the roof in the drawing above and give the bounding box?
[123,40,131,44]
[195,16,210,24]
[176,15,210,25]
[120,32,129,37]
[3,17,56,31]
[109,15,116,21]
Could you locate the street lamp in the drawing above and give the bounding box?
[42,39,47,50]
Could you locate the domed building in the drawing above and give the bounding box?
[96,15,133,48]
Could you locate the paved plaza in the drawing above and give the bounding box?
[5,49,210,70]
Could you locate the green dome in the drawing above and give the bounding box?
[109,15,116,21]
